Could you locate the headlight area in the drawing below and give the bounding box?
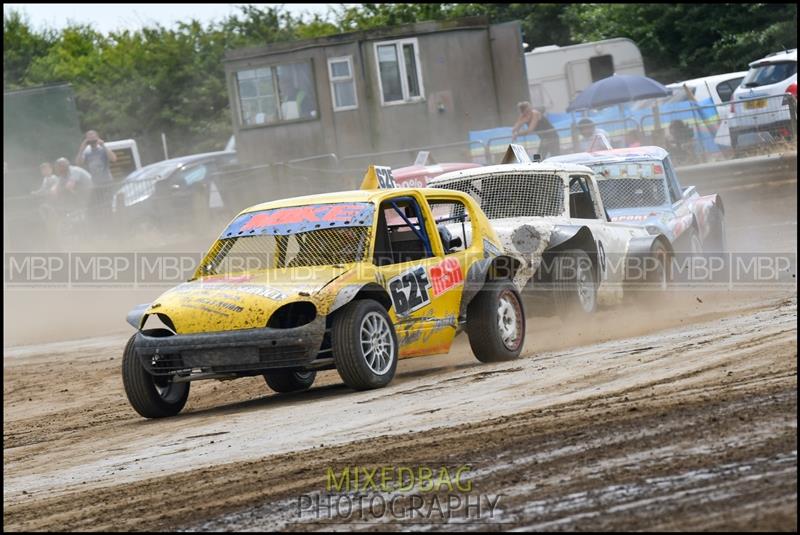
[140,312,177,335]
[267,301,318,329]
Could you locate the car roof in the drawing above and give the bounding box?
[545,146,669,166]
[749,48,797,66]
[393,162,481,179]
[142,150,236,169]
[241,187,469,214]
[667,71,748,88]
[428,161,593,185]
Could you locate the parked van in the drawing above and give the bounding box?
[105,139,142,181]
[525,38,645,114]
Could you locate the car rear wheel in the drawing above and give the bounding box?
[264,369,316,393]
[552,249,597,319]
[332,299,398,390]
[466,279,526,363]
[122,335,189,418]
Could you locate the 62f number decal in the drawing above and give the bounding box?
[388,266,431,316]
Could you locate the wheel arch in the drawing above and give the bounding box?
[459,255,523,318]
[329,282,392,315]
[544,225,600,283]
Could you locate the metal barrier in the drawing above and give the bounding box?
[638,93,797,166]
[5,98,795,252]
[2,140,487,252]
[483,117,643,164]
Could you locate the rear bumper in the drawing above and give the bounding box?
[133,315,326,376]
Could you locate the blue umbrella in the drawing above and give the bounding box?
[566,74,671,112]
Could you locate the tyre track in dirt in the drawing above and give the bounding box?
[3,293,796,531]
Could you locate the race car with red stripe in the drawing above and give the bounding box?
[546,147,726,253]
[391,151,482,188]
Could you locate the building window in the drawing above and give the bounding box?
[236,61,317,127]
[328,56,358,111]
[374,38,424,105]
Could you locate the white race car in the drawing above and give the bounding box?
[428,146,674,316]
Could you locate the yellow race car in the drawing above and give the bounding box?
[123,167,526,418]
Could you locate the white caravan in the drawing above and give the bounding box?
[525,38,645,114]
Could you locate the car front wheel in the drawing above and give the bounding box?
[332,299,398,390]
[122,335,189,418]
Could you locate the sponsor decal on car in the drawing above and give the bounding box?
[222,203,374,237]
[429,257,463,296]
[388,265,432,316]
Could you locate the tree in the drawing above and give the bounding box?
[3,10,57,90]
[563,4,798,82]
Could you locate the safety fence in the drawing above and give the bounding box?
[4,95,796,253]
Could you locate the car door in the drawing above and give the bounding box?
[569,174,639,302]
[372,192,464,358]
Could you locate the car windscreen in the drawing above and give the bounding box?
[200,203,374,273]
[741,61,797,88]
[590,161,669,209]
[431,172,564,219]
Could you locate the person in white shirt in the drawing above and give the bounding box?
[31,162,59,196]
[578,118,612,152]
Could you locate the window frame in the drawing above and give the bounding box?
[234,60,319,129]
[373,37,425,106]
[327,55,358,112]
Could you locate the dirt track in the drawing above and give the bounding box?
[3,290,797,531]
[3,163,798,531]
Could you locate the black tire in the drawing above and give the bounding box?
[332,299,398,390]
[264,369,316,393]
[552,249,597,319]
[647,240,671,289]
[466,279,526,363]
[703,208,727,253]
[122,335,189,418]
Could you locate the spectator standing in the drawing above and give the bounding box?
[76,130,116,182]
[511,101,561,158]
[577,118,612,152]
[76,130,116,229]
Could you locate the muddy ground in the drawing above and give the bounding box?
[3,162,797,531]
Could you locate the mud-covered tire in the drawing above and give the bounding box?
[264,369,316,393]
[552,249,597,319]
[646,240,671,289]
[122,335,189,418]
[703,209,727,253]
[332,300,398,390]
[466,279,525,363]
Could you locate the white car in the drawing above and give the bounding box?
[633,72,747,148]
[429,147,673,316]
[728,49,797,150]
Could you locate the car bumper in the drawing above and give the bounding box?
[730,120,794,147]
[133,315,326,376]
